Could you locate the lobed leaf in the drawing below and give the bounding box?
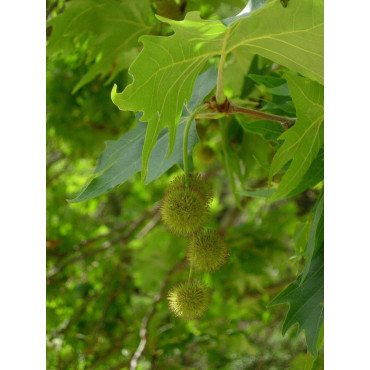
[269,246,324,356]
[112,0,323,181]
[269,73,324,200]
[70,67,217,202]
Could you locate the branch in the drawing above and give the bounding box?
[129,259,186,370]
[203,96,296,130]
[229,102,296,129]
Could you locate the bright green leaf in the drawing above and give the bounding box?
[269,74,324,200]
[112,0,323,181]
[288,148,324,198]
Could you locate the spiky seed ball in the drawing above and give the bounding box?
[160,174,212,236]
[167,280,210,319]
[197,144,216,164]
[187,230,229,273]
[168,174,213,205]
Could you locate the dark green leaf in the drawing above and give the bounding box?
[300,194,324,282]
[269,246,324,356]
[248,74,290,96]
[238,118,285,141]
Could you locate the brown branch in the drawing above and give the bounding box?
[203,96,296,130]
[229,102,296,129]
[129,259,186,370]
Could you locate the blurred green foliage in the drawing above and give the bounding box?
[47,0,323,368]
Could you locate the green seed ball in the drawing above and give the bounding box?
[187,230,229,273]
[160,175,212,236]
[161,187,209,236]
[167,280,210,319]
[169,174,213,205]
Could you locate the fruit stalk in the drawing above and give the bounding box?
[183,104,207,187]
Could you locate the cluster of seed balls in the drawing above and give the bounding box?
[161,174,229,319]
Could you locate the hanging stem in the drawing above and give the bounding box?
[183,104,208,186]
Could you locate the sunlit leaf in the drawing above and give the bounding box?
[112,0,323,180]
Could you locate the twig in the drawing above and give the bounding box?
[203,96,296,130]
[229,102,296,129]
[129,259,186,370]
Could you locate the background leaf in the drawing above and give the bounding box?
[238,118,285,141]
[47,0,154,92]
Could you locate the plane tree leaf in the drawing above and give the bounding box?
[112,0,323,181]
[300,194,324,283]
[269,246,324,356]
[47,0,155,92]
[69,67,217,202]
[288,148,323,198]
[269,73,324,200]
[238,118,285,141]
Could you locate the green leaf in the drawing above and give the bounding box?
[146,66,217,183]
[47,0,154,92]
[288,148,323,198]
[300,194,324,283]
[69,67,217,202]
[269,246,324,356]
[248,74,286,88]
[248,74,290,96]
[69,122,146,203]
[262,95,296,116]
[112,0,323,180]
[269,74,324,200]
[238,118,285,141]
